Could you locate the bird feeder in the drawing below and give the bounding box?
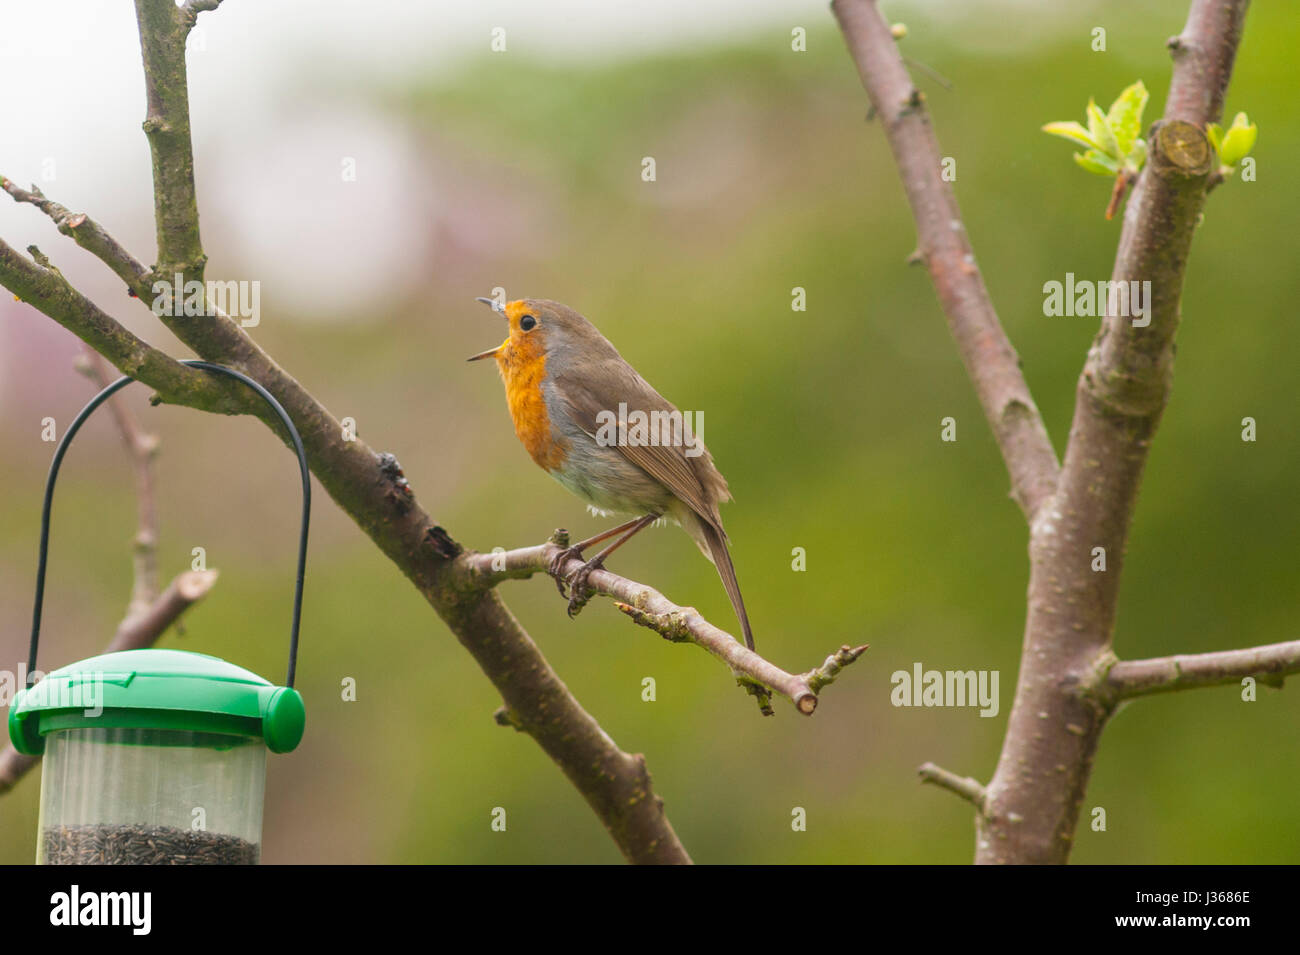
[7,361,309,865]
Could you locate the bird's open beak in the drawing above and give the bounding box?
[467,296,508,361]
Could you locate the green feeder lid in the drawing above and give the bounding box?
[8,648,305,756]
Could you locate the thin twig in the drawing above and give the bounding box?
[0,238,253,413]
[805,643,871,695]
[1108,640,1300,699]
[1,178,151,294]
[459,541,870,716]
[1105,168,1134,220]
[0,752,38,797]
[106,570,218,651]
[181,0,224,27]
[918,762,987,810]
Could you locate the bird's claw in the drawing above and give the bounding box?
[563,558,603,619]
[548,546,585,597]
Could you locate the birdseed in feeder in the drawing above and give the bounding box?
[42,823,259,866]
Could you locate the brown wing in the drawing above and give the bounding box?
[552,358,726,530]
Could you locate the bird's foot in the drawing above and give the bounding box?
[548,546,586,597]
[562,557,604,619]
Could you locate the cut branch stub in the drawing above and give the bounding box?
[1149,119,1215,179]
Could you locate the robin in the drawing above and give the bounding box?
[468,296,755,651]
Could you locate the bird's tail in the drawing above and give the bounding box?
[694,517,755,652]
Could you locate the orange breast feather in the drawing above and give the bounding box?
[499,337,567,471]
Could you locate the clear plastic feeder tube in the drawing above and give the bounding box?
[37,727,266,865]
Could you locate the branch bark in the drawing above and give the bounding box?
[0,236,249,413]
[2,179,151,292]
[1108,640,1300,699]
[831,0,1060,522]
[918,762,987,810]
[461,539,868,715]
[134,0,206,281]
[1165,1,1250,124]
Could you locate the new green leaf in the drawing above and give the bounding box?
[1042,121,1099,150]
[1086,99,1120,159]
[1074,150,1119,176]
[1218,112,1257,166]
[1106,80,1148,158]
[1206,123,1223,153]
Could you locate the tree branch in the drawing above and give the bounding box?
[0,569,218,795]
[134,0,206,279]
[459,540,869,716]
[103,570,218,652]
[75,348,163,624]
[831,0,1060,522]
[181,0,224,27]
[1,178,152,293]
[1165,0,1250,124]
[918,762,987,810]
[1108,640,1300,699]
[974,0,1248,864]
[832,0,1254,864]
[0,237,252,414]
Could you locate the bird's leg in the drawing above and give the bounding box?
[562,513,660,618]
[547,516,647,596]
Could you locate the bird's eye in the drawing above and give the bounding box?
[520,315,537,331]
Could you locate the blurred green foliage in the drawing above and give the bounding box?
[2,2,1297,863]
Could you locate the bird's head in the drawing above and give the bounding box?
[467,297,616,373]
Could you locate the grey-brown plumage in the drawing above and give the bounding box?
[470,297,755,650]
